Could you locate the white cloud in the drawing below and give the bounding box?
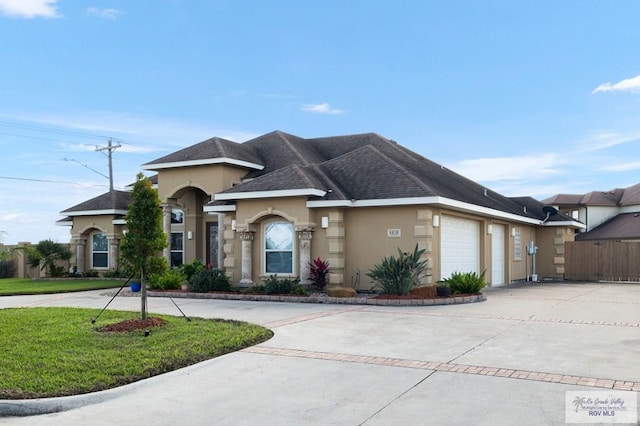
[0,111,260,148]
[86,7,124,19]
[592,74,640,94]
[601,161,640,172]
[301,103,345,115]
[581,131,640,151]
[447,153,565,184]
[0,0,61,18]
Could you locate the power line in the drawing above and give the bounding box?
[0,119,123,143]
[0,175,111,188]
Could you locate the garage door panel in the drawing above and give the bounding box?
[441,216,479,279]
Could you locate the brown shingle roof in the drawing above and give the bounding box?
[61,190,131,214]
[143,137,262,168]
[543,184,640,207]
[575,213,640,240]
[213,131,562,221]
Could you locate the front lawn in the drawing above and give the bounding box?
[0,307,273,399]
[0,278,126,295]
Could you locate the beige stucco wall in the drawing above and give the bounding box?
[66,215,125,273]
[155,165,247,203]
[535,225,575,279]
[219,198,570,289]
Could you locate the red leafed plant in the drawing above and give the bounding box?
[309,257,330,290]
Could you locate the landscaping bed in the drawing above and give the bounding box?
[147,288,486,306]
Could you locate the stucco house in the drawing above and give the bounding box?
[542,183,640,241]
[59,131,583,287]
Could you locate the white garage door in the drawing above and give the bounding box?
[491,224,505,286]
[440,216,479,280]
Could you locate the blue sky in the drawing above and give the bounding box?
[1,0,639,245]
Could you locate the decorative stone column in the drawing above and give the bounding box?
[217,213,226,270]
[239,231,254,286]
[298,229,313,284]
[161,204,172,266]
[75,238,86,274]
[109,236,119,271]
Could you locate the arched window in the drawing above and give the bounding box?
[264,222,294,274]
[92,233,109,269]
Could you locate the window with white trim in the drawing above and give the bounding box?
[513,228,522,260]
[171,232,184,267]
[264,222,294,274]
[92,233,109,269]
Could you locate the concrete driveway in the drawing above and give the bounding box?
[1,282,639,425]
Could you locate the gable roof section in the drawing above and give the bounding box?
[216,164,328,200]
[141,137,264,171]
[575,212,640,240]
[61,190,131,216]
[242,131,328,178]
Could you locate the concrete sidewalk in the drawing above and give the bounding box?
[1,282,639,425]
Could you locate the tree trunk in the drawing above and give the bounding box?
[140,271,147,320]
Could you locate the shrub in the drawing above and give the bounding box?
[104,269,128,279]
[264,275,307,295]
[179,259,205,281]
[309,257,329,290]
[0,260,15,278]
[438,271,486,295]
[188,268,231,293]
[82,270,99,278]
[150,269,185,290]
[245,285,266,294]
[366,245,428,295]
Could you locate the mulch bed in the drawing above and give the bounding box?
[96,317,166,333]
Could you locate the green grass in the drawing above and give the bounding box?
[0,307,273,399]
[0,278,126,295]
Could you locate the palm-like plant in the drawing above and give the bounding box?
[25,239,72,277]
[367,245,428,295]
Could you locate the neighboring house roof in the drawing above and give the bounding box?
[542,183,640,207]
[61,190,131,215]
[575,212,640,240]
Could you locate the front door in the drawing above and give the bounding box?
[206,223,219,268]
[491,224,505,286]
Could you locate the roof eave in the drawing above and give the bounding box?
[61,209,129,217]
[215,188,327,201]
[142,157,264,171]
[204,204,237,213]
[308,196,576,226]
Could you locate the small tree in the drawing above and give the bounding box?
[25,239,72,277]
[119,174,167,320]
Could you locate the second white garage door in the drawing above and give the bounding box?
[440,215,480,280]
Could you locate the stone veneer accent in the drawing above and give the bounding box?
[326,210,345,286]
[553,228,566,276]
[222,215,236,282]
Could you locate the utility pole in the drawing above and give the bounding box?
[96,139,122,209]
[95,139,121,192]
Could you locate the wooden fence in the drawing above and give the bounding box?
[0,243,72,279]
[564,240,640,282]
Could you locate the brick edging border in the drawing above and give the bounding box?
[242,346,640,392]
[148,291,487,306]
